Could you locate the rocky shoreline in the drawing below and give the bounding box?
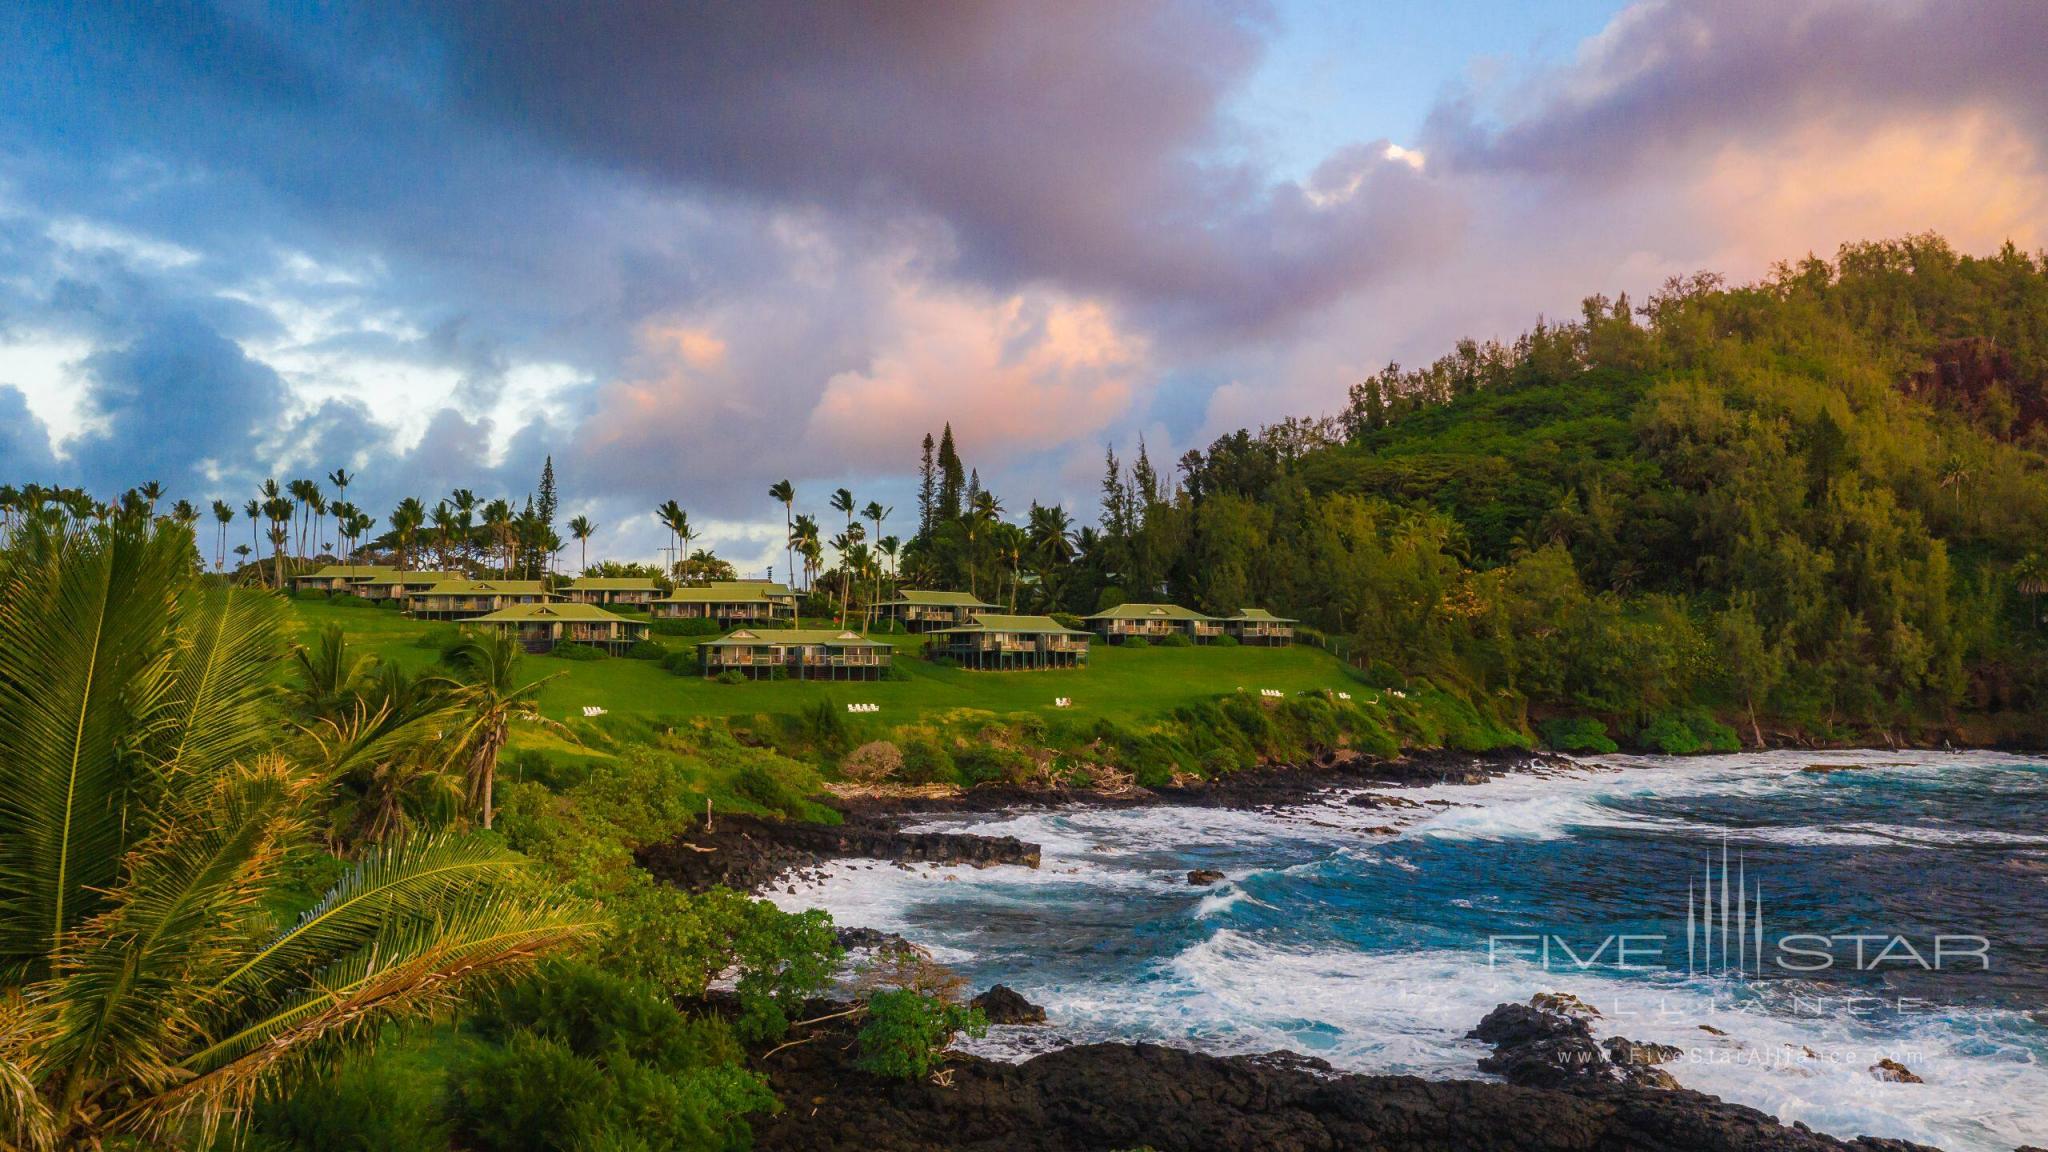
[742,994,1946,1152]
[656,752,1999,1152]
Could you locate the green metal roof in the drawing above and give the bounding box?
[301,565,396,579]
[657,585,782,604]
[415,580,553,596]
[567,577,662,591]
[933,614,1086,636]
[359,570,456,585]
[1227,608,1297,623]
[1083,602,1216,621]
[698,628,888,648]
[472,603,642,623]
[881,590,994,608]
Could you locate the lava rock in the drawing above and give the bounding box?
[970,984,1047,1026]
[1470,999,1679,1091]
[1187,869,1227,886]
[1871,1058,1924,1083]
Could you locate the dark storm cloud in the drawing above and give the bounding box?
[1426,0,2048,181]
[73,317,292,491]
[422,0,1439,332]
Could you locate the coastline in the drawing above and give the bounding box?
[651,750,2021,1152]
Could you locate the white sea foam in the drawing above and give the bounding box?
[765,751,2048,1152]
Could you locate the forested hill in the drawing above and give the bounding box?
[1159,235,2048,746]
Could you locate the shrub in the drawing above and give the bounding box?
[855,991,987,1082]
[549,642,606,661]
[840,740,904,785]
[716,670,747,685]
[1120,636,1150,649]
[1210,633,1239,647]
[450,962,777,1152]
[1637,708,1741,755]
[662,649,700,676]
[798,698,849,754]
[505,748,592,792]
[377,597,402,609]
[898,739,959,785]
[329,592,374,609]
[1049,612,1088,631]
[626,639,667,660]
[926,653,960,669]
[254,1046,447,1152]
[954,744,1032,787]
[1155,632,1191,648]
[1540,716,1619,754]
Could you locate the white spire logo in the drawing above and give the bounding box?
[1688,838,1764,978]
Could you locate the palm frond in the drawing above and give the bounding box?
[129,894,598,1144]
[0,520,189,977]
[206,834,537,1001]
[41,758,309,1102]
[0,991,57,1151]
[152,586,286,782]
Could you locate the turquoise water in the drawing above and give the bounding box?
[771,751,2048,1150]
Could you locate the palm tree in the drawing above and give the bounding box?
[449,490,478,568]
[480,500,513,577]
[390,498,426,570]
[243,498,261,562]
[829,490,856,624]
[328,468,354,556]
[964,491,1004,598]
[673,509,695,586]
[790,514,821,595]
[568,516,596,572]
[209,500,234,571]
[288,479,321,558]
[862,502,891,630]
[441,632,562,830]
[263,495,294,589]
[653,500,686,574]
[768,480,795,588]
[137,480,164,515]
[0,514,594,1148]
[2017,554,2048,627]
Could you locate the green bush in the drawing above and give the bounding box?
[505,748,592,792]
[662,648,700,676]
[731,763,815,818]
[1155,632,1191,647]
[1050,612,1088,631]
[715,670,747,685]
[625,639,667,660]
[1210,633,1240,647]
[329,592,374,608]
[927,653,960,669]
[954,744,1032,786]
[1635,708,1739,755]
[855,991,987,1082]
[1540,716,1619,754]
[377,597,402,609]
[898,739,959,785]
[450,962,776,1152]
[1120,636,1150,649]
[549,642,607,661]
[255,1046,447,1152]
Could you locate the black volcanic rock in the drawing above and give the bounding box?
[970,984,1047,1025]
[1187,868,1226,885]
[1470,1000,1678,1091]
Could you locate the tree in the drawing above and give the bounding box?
[210,500,234,571]
[535,457,557,574]
[568,515,596,573]
[916,434,937,540]
[0,513,594,1148]
[830,488,856,625]
[389,498,426,571]
[863,501,891,630]
[441,631,561,830]
[768,480,796,590]
[327,468,354,558]
[2017,554,2048,627]
[654,500,685,574]
[936,424,964,521]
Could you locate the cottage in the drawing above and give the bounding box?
[927,614,1090,670]
[875,589,996,632]
[1222,608,1296,646]
[1083,602,1222,644]
[407,579,558,620]
[653,580,797,626]
[696,628,892,680]
[562,576,662,608]
[472,603,651,655]
[292,564,396,595]
[354,570,457,602]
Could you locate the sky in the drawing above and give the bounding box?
[2,0,2045,572]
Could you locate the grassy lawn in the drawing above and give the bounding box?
[285,598,1362,724]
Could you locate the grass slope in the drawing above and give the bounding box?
[285,599,1364,724]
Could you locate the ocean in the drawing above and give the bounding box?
[769,750,2048,1151]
